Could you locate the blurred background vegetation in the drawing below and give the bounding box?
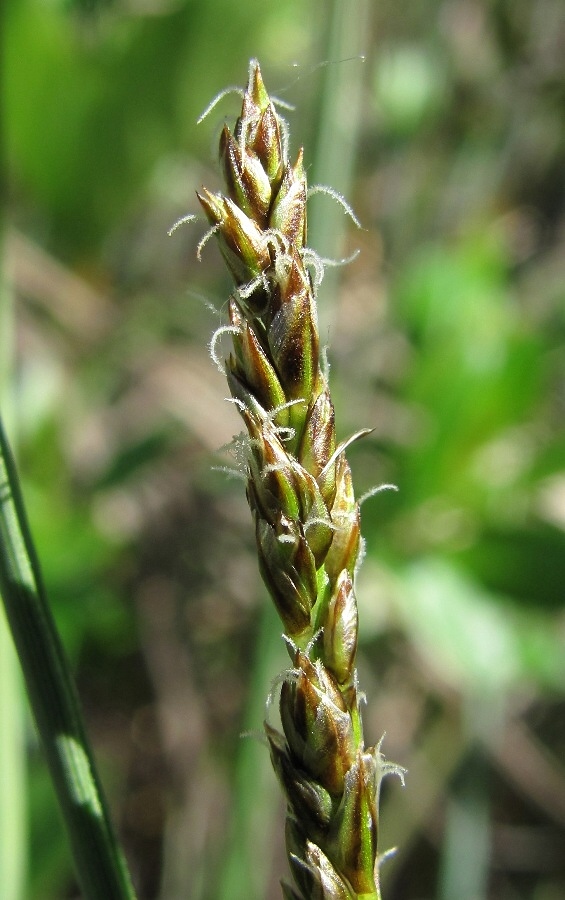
[2,0,565,898]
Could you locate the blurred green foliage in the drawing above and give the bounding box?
[3,0,565,898]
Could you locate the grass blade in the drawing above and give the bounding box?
[0,416,137,900]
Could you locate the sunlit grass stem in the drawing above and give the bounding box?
[0,417,137,900]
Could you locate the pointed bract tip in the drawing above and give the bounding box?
[248,59,270,111]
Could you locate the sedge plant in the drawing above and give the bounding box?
[190,60,404,900]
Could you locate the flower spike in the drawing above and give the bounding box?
[189,62,402,900]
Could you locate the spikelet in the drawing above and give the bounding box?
[195,61,403,900]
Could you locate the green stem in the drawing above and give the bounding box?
[0,416,137,900]
[0,604,26,900]
[218,600,286,900]
[1,149,27,898]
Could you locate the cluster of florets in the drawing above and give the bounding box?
[193,61,403,900]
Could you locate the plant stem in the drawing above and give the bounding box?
[0,417,137,900]
[218,600,286,900]
[0,146,27,900]
[0,603,26,900]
